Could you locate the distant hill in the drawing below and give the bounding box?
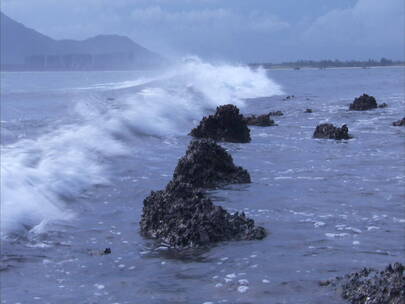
[0,12,164,70]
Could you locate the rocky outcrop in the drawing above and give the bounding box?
[349,94,378,111]
[244,114,276,127]
[190,105,251,143]
[321,263,405,304]
[269,111,284,116]
[393,118,405,126]
[140,181,266,248]
[173,139,250,188]
[313,123,352,140]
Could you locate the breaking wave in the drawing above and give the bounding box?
[0,57,283,238]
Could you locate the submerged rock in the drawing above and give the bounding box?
[349,94,378,111]
[190,104,251,143]
[378,102,388,108]
[243,114,276,127]
[140,181,266,248]
[173,139,250,188]
[313,123,352,140]
[322,263,405,304]
[393,117,405,126]
[269,111,284,116]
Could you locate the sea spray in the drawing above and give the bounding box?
[0,57,283,238]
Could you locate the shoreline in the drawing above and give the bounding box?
[252,65,405,71]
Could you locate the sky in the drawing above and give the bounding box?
[1,0,404,62]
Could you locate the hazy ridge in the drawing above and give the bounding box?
[0,12,164,71]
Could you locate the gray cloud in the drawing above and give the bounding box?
[301,0,405,59]
[1,0,404,62]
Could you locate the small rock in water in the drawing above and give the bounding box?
[243,114,276,127]
[349,94,378,111]
[378,102,388,108]
[283,95,295,101]
[313,123,352,140]
[190,104,251,143]
[88,248,112,256]
[172,139,251,188]
[305,108,313,113]
[393,117,405,126]
[269,110,284,116]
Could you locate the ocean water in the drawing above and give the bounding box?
[1,59,404,304]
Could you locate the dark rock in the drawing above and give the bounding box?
[283,95,295,101]
[319,280,332,287]
[313,123,352,140]
[393,117,405,126]
[378,103,388,108]
[269,111,284,116]
[173,139,250,188]
[190,104,251,143]
[305,109,313,113]
[323,263,405,304]
[140,181,266,248]
[88,248,112,256]
[243,114,276,127]
[349,94,378,111]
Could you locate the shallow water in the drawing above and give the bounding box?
[1,62,404,304]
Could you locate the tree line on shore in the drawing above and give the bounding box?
[250,58,405,69]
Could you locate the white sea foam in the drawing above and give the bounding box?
[1,57,283,238]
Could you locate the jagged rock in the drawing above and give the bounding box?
[393,117,405,126]
[321,263,405,304]
[305,108,313,113]
[269,111,284,116]
[173,139,250,188]
[313,123,352,140]
[140,181,266,248]
[349,94,378,111]
[190,104,251,143]
[244,114,276,127]
[378,103,388,108]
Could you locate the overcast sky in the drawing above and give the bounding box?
[1,0,404,62]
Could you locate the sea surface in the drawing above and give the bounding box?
[1,59,404,304]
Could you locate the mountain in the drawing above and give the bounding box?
[0,12,164,70]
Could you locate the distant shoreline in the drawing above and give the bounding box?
[249,59,405,70]
[1,62,404,73]
[252,64,405,71]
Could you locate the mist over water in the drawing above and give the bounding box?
[0,57,283,238]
